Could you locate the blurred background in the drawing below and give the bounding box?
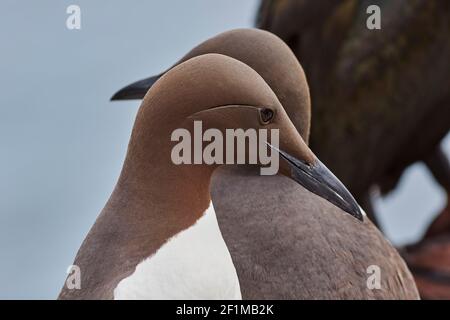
[0,0,449,299]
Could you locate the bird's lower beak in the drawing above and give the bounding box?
[269,144,363,221]
[110,75,162,100]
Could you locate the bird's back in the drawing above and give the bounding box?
[211,165,419,299]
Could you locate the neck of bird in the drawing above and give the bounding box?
[100,108,214,251]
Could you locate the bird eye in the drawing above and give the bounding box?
[259,107,275,124]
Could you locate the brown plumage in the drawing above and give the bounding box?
[106,29,419,299]
[59,53,354,299]
[212,165,418,299]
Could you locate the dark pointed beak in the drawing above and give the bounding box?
[269,144,363,221]
[110,74,162,100]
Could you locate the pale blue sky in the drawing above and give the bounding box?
[0,1,448,299]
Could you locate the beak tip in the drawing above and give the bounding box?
[335,200,364,222]
[110,90,125,101]
[354,209,364,222]
[284,153,364,222]
[110,75,162,101]
[344,201,363,221]
[110,93,120,101]
[338,196,364,222]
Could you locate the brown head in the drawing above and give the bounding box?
[111,28,311,143]
[121,53,362,221]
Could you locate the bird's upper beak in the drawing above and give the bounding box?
[111,75,161,100]
[268,143,363,221]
